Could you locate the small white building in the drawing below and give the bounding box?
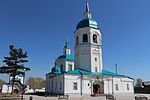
[45,0,134,96]
[2,72,29,94]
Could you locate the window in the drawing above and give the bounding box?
[60,82,62,90]
[76,36,79,45]
[55,82,57,90]
[95,57,97,62]
[68,64,72,71]
[83,34,88,42]
[73,82,77,90]
[93,34,97,43]
[60,64,63,72]
[127,83,129,90]
[116,84,119,91]
[95,67,98,72]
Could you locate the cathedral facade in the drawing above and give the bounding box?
[45,1,134,96]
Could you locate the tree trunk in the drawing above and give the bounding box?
[11,75,15,94]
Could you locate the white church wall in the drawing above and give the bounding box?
[74,45,91,71]
[46,73,134,95]
[103,77,134,94]
[45,77,51,93]
[64,74,96,95]
[45,74,64,95]
[90,46,102,72]
[82,79,91,94]
[112,77,134,94]
[103,77,113,94]
[64,74,81,95]
[74,28,92,71]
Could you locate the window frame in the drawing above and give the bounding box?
[83,34,88,43]
[55,82,57,90]
[73,82,78,90]
[93,34,97,43]
[60,64,63,72]
[115,84,119,91]
[76,36,79,45]
[60,82,62,90]
[68,64,72,71]
[127,83,129,90]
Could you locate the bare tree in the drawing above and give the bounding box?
[27,77,45,91]
[135,78,143,88]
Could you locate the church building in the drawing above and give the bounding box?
[45,1,134,96]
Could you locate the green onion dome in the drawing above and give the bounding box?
[51,66,61,74]
[57,55,74,60]
[64,45,70,49]
[76,18,98,30]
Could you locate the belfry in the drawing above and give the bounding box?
[74,0,102,73]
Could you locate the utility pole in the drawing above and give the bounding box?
[115,63,118,74]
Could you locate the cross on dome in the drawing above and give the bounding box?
[86,0,90,12]
[84,0,92,18]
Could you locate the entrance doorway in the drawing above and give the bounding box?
[93,84,100,94]
[93,82,104,94]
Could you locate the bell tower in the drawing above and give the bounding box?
[74,0,102,72]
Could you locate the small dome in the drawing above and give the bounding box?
[51,66,61,74]
[76,18,98,30]
[57,55,74,60]
[64,45,70,49]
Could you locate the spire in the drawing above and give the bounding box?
[86,0,90,12]
[66,37,68,45]
[84,0,92,18]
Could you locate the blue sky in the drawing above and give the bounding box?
[0,0,150,82]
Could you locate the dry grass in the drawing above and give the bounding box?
[0,93,19,97]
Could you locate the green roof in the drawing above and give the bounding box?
[11,78,20,81]
[18,74,23,77]
[51,66,61,74]
[66,69,91,75]
[65,69,128,78]
[57,54,74,60]
[102,70,127,77]
[76,18,98,30]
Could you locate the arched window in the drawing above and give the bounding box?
[93,34,97,43]
[68,64,72,71]
[83,34,88,43]
[60,64,63,72]
[76,36,78,45]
